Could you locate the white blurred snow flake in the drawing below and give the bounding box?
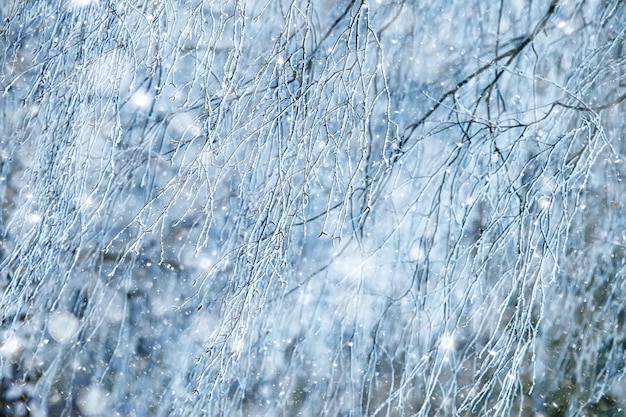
[105,291,125,323]
[77,386,110,415]
[69,0,97,7]
[0,336,23,359]
[231,336,245,355]
[48,311,79,344]
[438,333,456,352]
[27,212,42,224]
[410,245,425,262]
[130,89,154,110]
[538,196,551,210]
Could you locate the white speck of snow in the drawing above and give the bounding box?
[78,195,95,211]
[538,196,551,210]
[556,20,576,35]
[171,112,202,138]
[410,245,425,262]
[105,292,124,322]
[542,177,558,194]
[130,89,154,109]
[438,333,456,352]
[27,212,42,224]
[77,386,110,415]
[48,311,79,344]
[193,253,213,270]
[0,336,22,359]
[231,336,245,355]
[150,295,172,317]
[464,196,476,206]
[70,0,96,7]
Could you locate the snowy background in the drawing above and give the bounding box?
[1,0,625,416]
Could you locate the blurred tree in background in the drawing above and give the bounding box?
[1,0,625,416]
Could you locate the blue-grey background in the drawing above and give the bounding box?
[1,0,625,415]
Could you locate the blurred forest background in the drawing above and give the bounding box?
[1,0,625,415]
